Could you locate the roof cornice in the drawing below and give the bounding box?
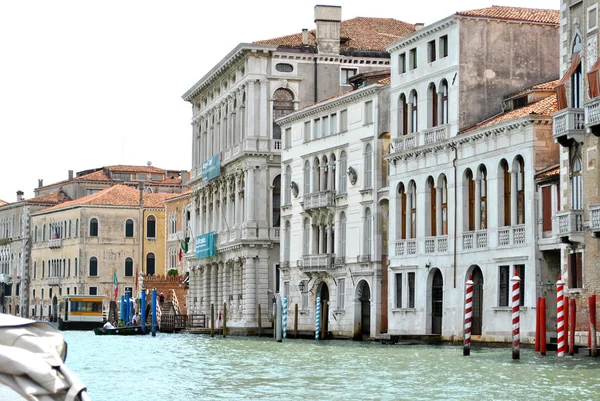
[182,43,278,102]
[387,16,455,53]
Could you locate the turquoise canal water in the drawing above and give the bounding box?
[4,332,600,400]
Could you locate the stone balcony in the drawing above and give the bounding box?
[553,108,584,147]
[555,210,583,244]
[298,254,335,272]
[589,204,600,237]
[47,276,61,286]
[48,238,62,249]
[303,190,336,211]
[462,230,488,250]
[497,225,526,247]
[585,97,600,136]
[424,236,448,254]
[395,239,417,256]
[392,124,449,152]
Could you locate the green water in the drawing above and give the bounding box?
[5,332,600,400]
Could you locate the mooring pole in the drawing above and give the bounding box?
[322,300,328,340]
[590,295,597,357]
[210,303,215,338]
[556,276,565,357]
[535,297,540,353]
[141,289,146,334]
[258,304,262,337]
[223,302,227,338]
[276,295,282,343]
[315,295,321,341]
[511,269,521,360]
[463,274,474,356]
[283,296,288,340]
[294,303,298,339]
[569,298,576,356]
[540,297,547,356]
[120,295,125,322]
[564,295,570,354]
[151,289,157,337]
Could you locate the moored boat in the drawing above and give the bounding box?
[94,325,148,336]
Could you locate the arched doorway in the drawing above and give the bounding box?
[357,280,371,338]
[317,282,329,338]
[470,266,484,335]
[431,269,443,335]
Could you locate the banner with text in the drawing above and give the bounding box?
[202,153,221,182]
[196,232,216,259]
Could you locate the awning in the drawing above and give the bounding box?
[556,53,581,110]
[588,57,600,99]
[0,314,89,401]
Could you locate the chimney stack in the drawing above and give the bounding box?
[180,170,187,185]
[68,170,74,180]
[139,182,144,207]
[414,23,425,31]
[314,5,342,55]
[16,190,24,202]
[38,179,43,188]
[302,28,309,45]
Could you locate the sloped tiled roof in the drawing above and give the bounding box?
[461,93,557,134]
[41,185,179,212]
[255,17,416,52]
[25,190,69,205]
[506,80,559,99]
[164,190,192,203]
[456,5,559,24]
[105,165,167,174]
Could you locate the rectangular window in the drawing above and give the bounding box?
[284,128,291,149]
[151,174,163,180]
[364,101,373,125]
[399,53,406,74]
[409,48,417,70]
[67,287,70,295]
[408,272,415,308]
[542,186,552,232]
[330,113,337,135]
[569,252,583,289]
[340,110,348,132]
[440,35,448,58]
[395,273,402,308]
[304,121,311,142]
[516,265,525,306]
[589,5,598,32]
[428,40,436,63]
[341,68,357,85]
[137,173,147,181]
[337,278,345,310]
[88,286,98,296]
[86,189,100,196]
[125,286,133,296]
[314,118,321,139]
[74,287,77,295]
[322,116,330,136]
[499,265,510,307]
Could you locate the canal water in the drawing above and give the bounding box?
[3,332,600,400]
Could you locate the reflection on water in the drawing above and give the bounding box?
[8,332,600,400]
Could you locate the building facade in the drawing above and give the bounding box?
[184,5,415,330]
[164,191,192,274]
[386,6,560,341]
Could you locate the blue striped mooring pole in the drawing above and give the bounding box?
[120,295,125,322]
[141,289,146,334]
[315,295,321,341]
[283,296,288,339]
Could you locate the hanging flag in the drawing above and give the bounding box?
[178,247,183,262]
[113,270,118,300]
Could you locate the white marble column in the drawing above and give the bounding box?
[210,264,217,319]
[234,174,240,227]
[218,183,223,232]
[260,80,268,136]
[318,225,324,254]
[320,166,326,192]
[243,259,255,321]
[217,263,223,315]
[234,261,240,318]
[246,168,255,223]
[326,225,333,253]
[247,82,255,138]
[202,265,209,315]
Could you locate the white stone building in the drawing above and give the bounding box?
[277,71,392,339]
[386,6,560,341]
[182,5,415,331]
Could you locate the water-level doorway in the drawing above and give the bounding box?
[317,282,329,338]
[355,280,371,339]
[431,269,443,335]
[470,266,484,336]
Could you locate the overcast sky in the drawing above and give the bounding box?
[0,0,557,202]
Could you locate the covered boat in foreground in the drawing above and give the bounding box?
[94,325,148,335]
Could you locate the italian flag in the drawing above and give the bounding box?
[179,237,189,262]
[113,270,118,300]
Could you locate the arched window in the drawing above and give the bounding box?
[312,158,320,193]
[272,175,281,227]
[501,160,511,226]
[89,218,98,237]
[42,261,45,278]
[302,218,310,256]
[303,160,311,196]
[466,170,475,231]
[571,34,583,108]
[410,91,418,134]
[480,166,488,229]
[409,181,417,238]
[428,177,436,236]
[68,259,71,277]
[68,220,72,238]
[338,212,347,257]
[363,208,372,256]
[571,152,582,210]
[75,258,78,277]
[284,165,292,205]
[284,221,291,263]
[272,88,294,140]
[125,257,134,277]
[516,158,525,224]
[364,143,373,189]
[429,83,438,128]
[125,219,134,238]
[398,94,408,136]
[146,253,156,275]
[397,183,407,240]
[146,215,156,238]
[34,226,38,243]
[89,257,98,276]
[441,80,449,125]
[339,151,347,194]
[42,225,46,242]
[75,219,79,237]
[440,176,448,235]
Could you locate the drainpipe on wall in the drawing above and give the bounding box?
[451,144,458,288]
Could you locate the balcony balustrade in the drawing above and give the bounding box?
[303,191,336,211]
[298,254,335,272]
[395,239,417,256]
[556,210,583,243]
[392,125,449,153]
[585,97,600,135]
[47,276,61,286]
[590,204,600,237]
[553,108,584,146]
[48,238,62,249]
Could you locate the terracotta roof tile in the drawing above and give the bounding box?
[255,17,415,52]
[456,5,559,24]
[377,77,391,85]
[507,80,559,98]
[105,165,167,174]
[461,94,557,133]
[25,190,70,205]
[41,185,179,212]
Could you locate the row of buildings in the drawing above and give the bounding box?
[183,2,600,343]
[0,164,191,318]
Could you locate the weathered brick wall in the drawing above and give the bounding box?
[143,274,187,314]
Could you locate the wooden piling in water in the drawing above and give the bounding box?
[223,302,227,338]
[210,304,215,338]
[258,304,262,337]
[569,298,576,356]
[294,304,298,339]
[535,297,540,352]
[322,300,328,340]
[540,297,547,356]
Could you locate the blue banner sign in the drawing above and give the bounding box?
[202,154,221,182]
[196,232,216,259]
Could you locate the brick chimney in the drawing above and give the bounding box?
[314,5,341,55]
[302,28,309,45]
[68,170,74,180]
[16,190,24,202]
[414,23,425,30]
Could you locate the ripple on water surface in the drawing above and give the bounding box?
[48,332,600,401]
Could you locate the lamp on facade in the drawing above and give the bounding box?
[298,281,306,294]
[544,280,554,292]
[425,261,431,269]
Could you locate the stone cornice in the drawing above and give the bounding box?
[182,43,277,102]
[386,17,455,53]
[276,84,386,126]
[31,204,162,217]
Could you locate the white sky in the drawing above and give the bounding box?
[0,0,558,202]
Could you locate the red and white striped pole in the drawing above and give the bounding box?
[511,268,521,360]
[464,274,474,356]
[556,275,565,357]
